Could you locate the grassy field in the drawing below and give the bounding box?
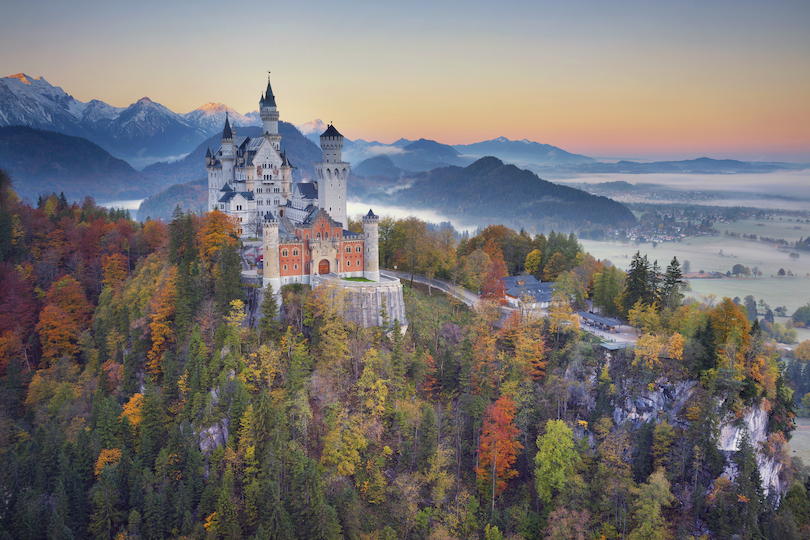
[791,418,810,465]
[581,235,810,313]
[721,215,810,244]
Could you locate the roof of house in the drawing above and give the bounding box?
[577,312,622,327]
[294,182,318,200]
[505,279,553,303]
[503,275,541,289]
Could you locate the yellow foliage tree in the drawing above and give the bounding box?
[95,448,122,476]
[147,266,177,380]
[120,393,144,430]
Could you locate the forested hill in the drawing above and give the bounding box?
[137,177,207,221]
[389,156,636,229]
[140,121,322,189]
[0,126,157,202]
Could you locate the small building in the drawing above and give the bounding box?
[577,312,622,333]
[503,275,553,309]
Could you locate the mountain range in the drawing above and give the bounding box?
[0,74,260,167]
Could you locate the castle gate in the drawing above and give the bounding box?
[318,260,330,274]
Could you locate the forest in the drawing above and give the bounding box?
[2,165,810,540]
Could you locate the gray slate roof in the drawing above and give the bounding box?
[504,277,553,303]
[222,115,233,139]
[294,182,318,199]
[321,124,343,138]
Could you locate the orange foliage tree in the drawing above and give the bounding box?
[147,266,178,379]
[196,210,239,269]
[476,395,523,511]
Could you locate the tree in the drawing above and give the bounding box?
[525,249,543,278]
[592,265,625,317]
[792,305,810,327]
[743,295,758,323]
[628,469,674,540]
[535,419,579,505]
[796,341,810,363]
[682,259,691,274]
[659,257,683,309]
[476,395,522,514]
[259,283,281,342]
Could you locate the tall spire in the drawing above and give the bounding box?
[262,74,276,107]
[222,112,233,140]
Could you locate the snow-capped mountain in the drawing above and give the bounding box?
[0,73,246,167]
[0,74,89,136]
[183,103,260,136]
[294,119,327,145]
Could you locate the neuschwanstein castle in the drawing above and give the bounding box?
[204,77,404,328]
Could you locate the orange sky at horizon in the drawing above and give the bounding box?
[1,0,809,161]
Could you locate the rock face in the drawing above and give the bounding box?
[612,379,787,499]
[718,404,784,498]
[613,380,697,429]
[198,417,229,456]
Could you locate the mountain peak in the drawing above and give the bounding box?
[9,73,36,85]
[198,102,226,112]
[295,119,327,136]
[135,97,154,105]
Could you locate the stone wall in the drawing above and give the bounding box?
[312,274,408,330]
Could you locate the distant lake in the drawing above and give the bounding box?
[98,199,144,211]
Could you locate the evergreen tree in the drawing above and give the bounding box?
[258,283,281,343]
[622,251,652,316]
[659,256,684,309]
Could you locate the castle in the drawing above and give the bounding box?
[206,77,406,329]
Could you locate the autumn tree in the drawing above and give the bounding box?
[535,419,580,505]
[476,395,523,514]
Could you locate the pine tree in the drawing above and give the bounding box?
[258,283,281,343]
[659,256,684,309]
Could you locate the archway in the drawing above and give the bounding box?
[318,259,330,274]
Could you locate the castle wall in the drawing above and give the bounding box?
[311,274,408,329]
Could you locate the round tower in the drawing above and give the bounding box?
[262,213,281,291]
[363,209,380,282]
[221,114,235,184]
[315,124,350,230]
[259,77,281,151]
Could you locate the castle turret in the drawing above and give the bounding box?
[315,124,350,230]
[260,77,281,151]
[221,114,235,185]
[363,209,380,282]
[280,150,293,201]
[262,213,281,291]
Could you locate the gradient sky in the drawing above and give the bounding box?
[2,0,809,161]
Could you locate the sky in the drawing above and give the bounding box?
[1,0,809,162]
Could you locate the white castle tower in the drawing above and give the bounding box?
[259,77,281,151]
[220,114,235,184]
[363,209,380,281]
[315,125,350,229]
[262,213,281,291]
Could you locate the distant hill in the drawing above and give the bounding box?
[390,139,473,171]
[0,126,158,202]
[378,156,636,230]
[566,157,803,174]
[454,137,595,165]
[354,155,406,178]
[140,121,322,189]
[137,177,207,222]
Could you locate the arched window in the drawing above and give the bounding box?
[283,264,287,270]
[324,232,329,239]
[282,250,288,257]
[294,264,298,270]
[316,233,321,239]
[346,246,351,253]
[356,246,361,252]
[293,250,298,256]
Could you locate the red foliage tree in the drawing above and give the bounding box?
[476,395,523,506]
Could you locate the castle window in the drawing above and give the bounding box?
[294,264,298,270]
[220,204,224,210]
[316,233,321,239]
[283,264,287,270]
[324,232,329,239]
[282,250,288,257]
[293,250,298,256]
[356,246,361,252]
[346,247,351,253]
